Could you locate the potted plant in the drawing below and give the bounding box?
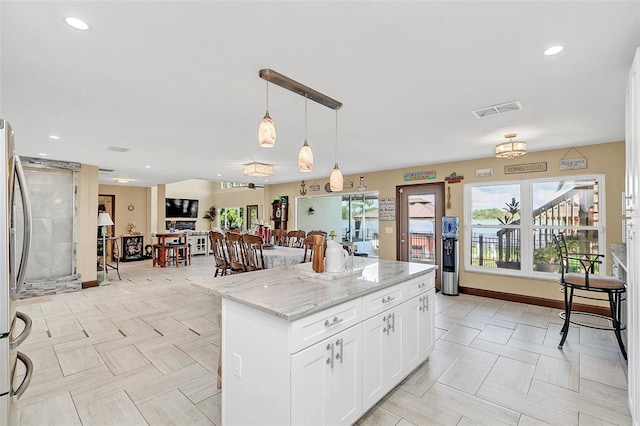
[203,206,217,229]
[533,244,560,272]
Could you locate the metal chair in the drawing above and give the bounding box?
[225,231,247,274]
[209,231,229,277]
[242,233,266,271]
[553,232,627,359]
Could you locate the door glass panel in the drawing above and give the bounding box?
[408,194,435,264]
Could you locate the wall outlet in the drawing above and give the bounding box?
[233,353,241,378]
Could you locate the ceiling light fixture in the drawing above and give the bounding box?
[115,178,131,183]
[258,69,342,174]
[298,95,313,172]
[544,45,564,56]
[495,133,527,159]
[49,135,60,140]
[243,162,274,177]
[258,79,276,147]
[65,17,89,30]
[329,109,343,191]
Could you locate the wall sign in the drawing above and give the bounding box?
[475,168,493,177]
[404,170,436,181]
[504,162,547,174]
[379,197,396,221]
[309,184,320,192]
[559,158,587,170]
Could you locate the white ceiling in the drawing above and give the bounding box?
[1,1,639,187]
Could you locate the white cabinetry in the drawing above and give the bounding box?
[220,268,436,425]
[292,324,362,426]
[405,288,435,372]
[188,234,209,255]
[361,284,406,411]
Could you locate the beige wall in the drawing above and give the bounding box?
[268,141,625,304]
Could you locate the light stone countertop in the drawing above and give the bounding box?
[192,258,436,321]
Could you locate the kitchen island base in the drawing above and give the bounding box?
[217,263,436,425]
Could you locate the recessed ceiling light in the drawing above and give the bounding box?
[145,165,151,168]
[544,45,564,56]
[115,178,130,183]
[65,16,89,30]
[216,174,222,177]
[49,135,60,140]
[38,153,48,157]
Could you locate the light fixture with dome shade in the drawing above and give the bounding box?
[258,79,276,148]
[495,133,527,159]
[329,109,343,191]
[298,95,313,172]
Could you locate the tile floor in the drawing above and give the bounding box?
[11,256,631,425]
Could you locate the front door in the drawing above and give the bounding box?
[396,183,444,290]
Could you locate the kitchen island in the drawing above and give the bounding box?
[194,258,436,425]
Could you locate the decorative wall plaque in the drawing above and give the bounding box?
[379,197,396,221]
[309,184,320,192]
[559,158,587,170]
[504,162,547,174]
[404,170,436,181]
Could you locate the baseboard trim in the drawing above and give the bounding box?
[458,287,611,317]
[82,280,99,289]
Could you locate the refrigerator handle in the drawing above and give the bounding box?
[14,156,32,295]
[11,351,33,402]
[10,312,32,349]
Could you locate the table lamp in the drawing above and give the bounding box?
[98,212,114,286]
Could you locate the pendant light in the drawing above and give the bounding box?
[329,109,343,191]
[298,95,313,172]
[258,80,276,147]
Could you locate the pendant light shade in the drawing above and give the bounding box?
[329,109,343,191]
[330,164,343,191]
[298,140,313,172]
[258,80,276,147]
[299,95,313,172]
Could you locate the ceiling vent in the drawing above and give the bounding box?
[472,100,523,119]
[107,146,130,153]
[99,168,114,174]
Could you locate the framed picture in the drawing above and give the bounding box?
[247,205,259,229]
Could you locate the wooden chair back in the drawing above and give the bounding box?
[303,234,326,263]
[242,233,266,271]
[209,231,229,277]
[225,231,246,273]
[307,230,327,238]
[272,228,287,246]
[287,230,306,248]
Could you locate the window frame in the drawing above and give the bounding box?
[463,173,606,279]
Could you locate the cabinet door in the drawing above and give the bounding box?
[328,324,362,426]
[292,324,362,426]
[406,288,436,372]
[361,306,405,411]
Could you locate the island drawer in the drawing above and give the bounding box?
[405,272,435,299]
[290,299,362,353]
[362,283,404,320]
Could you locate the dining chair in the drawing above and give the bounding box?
[242,233,266,271]
[272,228,287,246]
[302,234,326,263]
[164,233,190,267]
[553,232,627,359]
[225,231,247,274]
[209,231,229,277]
[287,230,306,248]
[307,230,328,238]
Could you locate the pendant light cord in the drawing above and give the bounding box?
[265,80,269,112]
[334,109,338,166]
[304,94,308,140]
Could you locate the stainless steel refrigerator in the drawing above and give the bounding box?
[0,119,33,423]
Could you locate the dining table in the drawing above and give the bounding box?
[262,245,306,269]
[153,232,188,267]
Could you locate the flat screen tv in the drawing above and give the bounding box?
[165,198,199,219]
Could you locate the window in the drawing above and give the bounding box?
[219,207,245,230]
[221,181,246,190]
[465,175,605,277]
